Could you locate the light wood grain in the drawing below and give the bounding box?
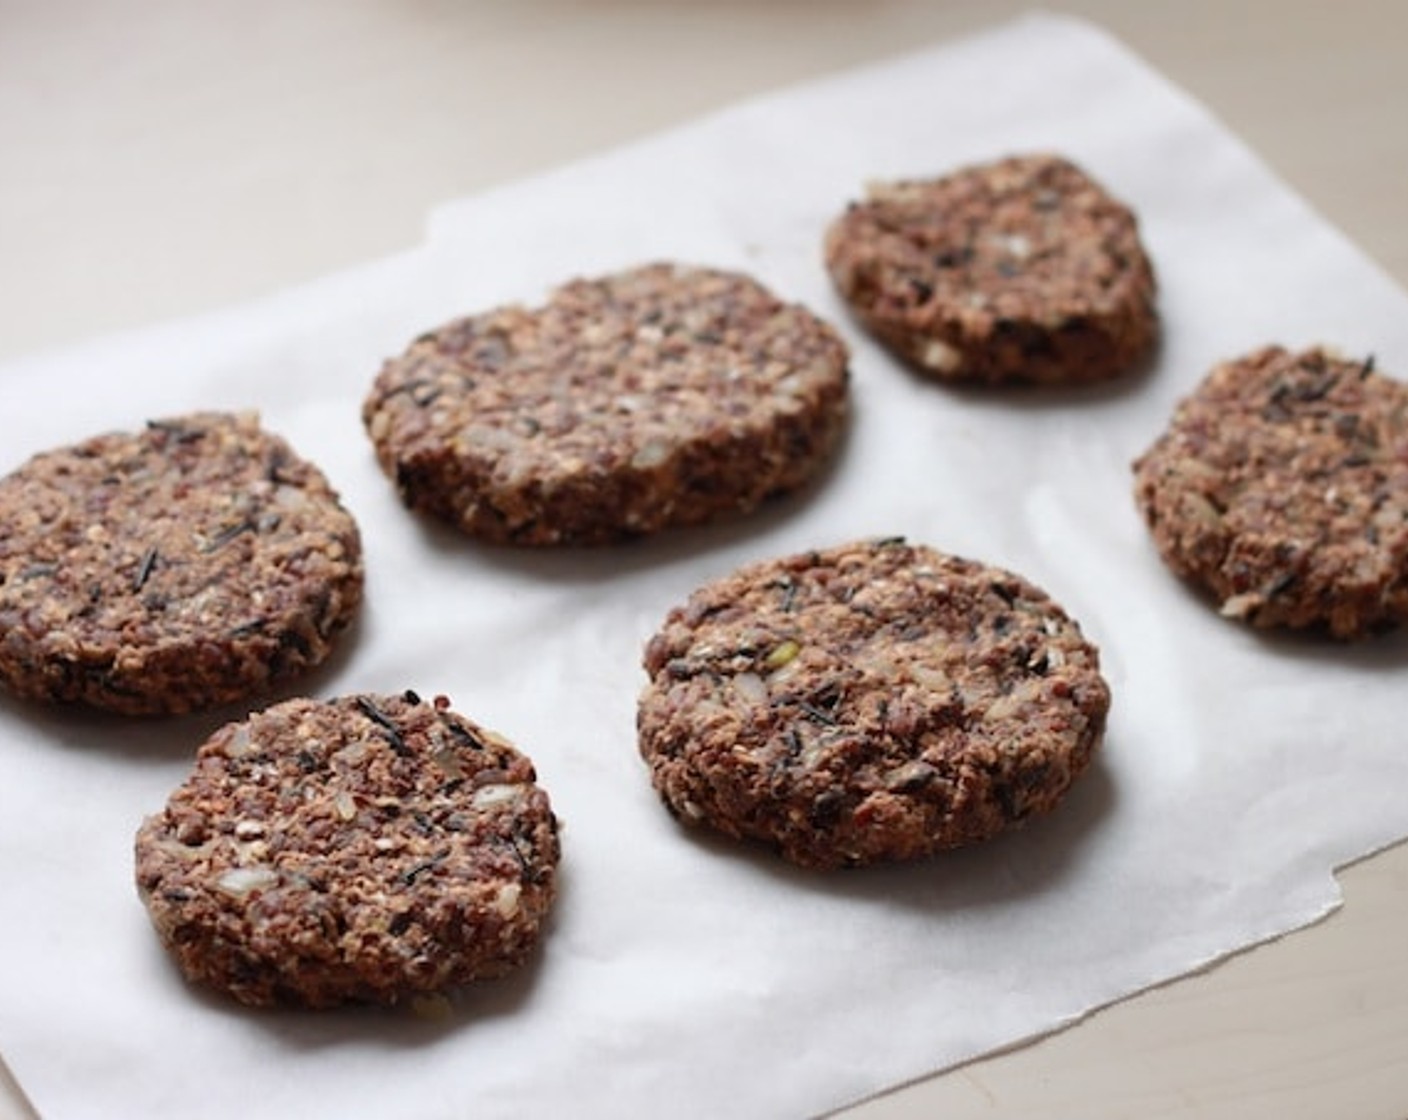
[1,3,1406,1117]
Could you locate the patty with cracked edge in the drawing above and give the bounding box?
[824,153,1157,386]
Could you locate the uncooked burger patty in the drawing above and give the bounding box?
[637,538,1110,869]
[0,412,362,714]
[134,691,561,1008]
[362,263,851,545]
[823,153,1157,385]
[1133,345,1408,638]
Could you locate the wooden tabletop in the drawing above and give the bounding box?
[2,3,1406,1116]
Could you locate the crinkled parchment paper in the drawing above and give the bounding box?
[3,13,1407,1119]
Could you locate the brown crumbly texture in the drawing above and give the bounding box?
[1133,346,1408,638]
[362,263,850,545]
[824,153,1158,386]
[134,692,561,1008]
[0,412,363,715]
[637,538,1110,869]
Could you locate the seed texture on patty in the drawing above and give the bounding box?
[1133,345,1408,638]
[362,262,851,545]
[0,411,362,714]
[637,538,1110,869]
[824,153,1157,385]
[135,691,561,1008]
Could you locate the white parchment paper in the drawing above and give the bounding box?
[3,13,1408,1119]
